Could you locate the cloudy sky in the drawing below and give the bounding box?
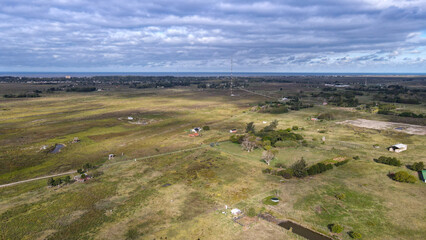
[1,0,426,73]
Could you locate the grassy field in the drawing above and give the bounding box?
[0,82,425,239]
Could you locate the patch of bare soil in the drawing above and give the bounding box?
[337,119,426,135]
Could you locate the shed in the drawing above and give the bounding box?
[231,208,242,215]
[387,144,407,153]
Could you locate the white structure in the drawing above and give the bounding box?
[263,121,267,124]
[388,144,407,153]
[279,97,289,102]
[108,154,115,160]
[191,127,201,133]
[229,129,237,133]
[127,116,134,120]
[231,208,241,215]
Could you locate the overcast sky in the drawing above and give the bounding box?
[1,0,426,72]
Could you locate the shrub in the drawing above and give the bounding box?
[275,163,286,168]
[301,140,308,147]
[247,207,256,217]
[292,126,299,130]
[317,112,335,120]
[411,162,424,171]
[307,163,333,175]
[63,176,71,183]
[335,193,346,200]
[374,156,401,166]
[334,159,349,167]
[329,224,344,233]
[47,177,55,186]
[392,171,416,183]
[262,168,272,174]
[353,156,360,160]
[290,158,307,178]
[202,126,210,131]
[348,231,362,239]
[230,134,244,144]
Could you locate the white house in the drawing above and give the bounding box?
[387,143,407,153]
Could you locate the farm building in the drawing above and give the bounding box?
[387,144,407,153]
[191,127,202,133]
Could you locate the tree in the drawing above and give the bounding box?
[47,177,55,186]
[412,162,424,171]
[64,175,71,183]
[245,122,255,134]
[262,149,277,165]
[290,158,307,178]
[241,136,257,152]
[83,163,93,170]
[262,120,278,132]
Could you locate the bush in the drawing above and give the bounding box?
[262,168,272,174]
[348,231,362,239]
[290,158,307,178]
[63,176,71,183]
[230,134,244,143]
[353,156,360,160]
[247,207,256,217]
[292,126,299,130]
[329,224,344,233]
[335,193,346,200]
[275,163,286,168]
[307,162,333,175]
[392,171,416,183]
[202,126,210,131]
[317,112,335,120]
[334,159,349,167]
[411,162,424,171]
[374,156,401,166]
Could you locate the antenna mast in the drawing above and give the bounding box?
[230,57,235,96]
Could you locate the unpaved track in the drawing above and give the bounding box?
[0,145,207,189]
[0,171,76,188]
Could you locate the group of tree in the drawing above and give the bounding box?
[3,92,41,98]
[47,175,71,186]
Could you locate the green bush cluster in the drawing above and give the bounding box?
[334,159,349,167]
[329,223,344,233]
[374,156,401,166]
[202,125,210,131]
[247,207,257,217]
[47,175,71,186]
[290,158,308,178]
[348,231,362,239]
[307,162,333,175]
[392,171,416,183]
[317,112,335,120]
[335,193,346,200]
[411,162,424,171]
[230,134,244,143]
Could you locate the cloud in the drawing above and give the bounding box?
[0,0,425,72]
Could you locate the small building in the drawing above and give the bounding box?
[387,144,407,153]
[108,154,115,160]
[229,129,237,133]
[231,208,242,215]
[191,127,202,133]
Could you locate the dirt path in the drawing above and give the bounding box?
[0,171,76,188]
[0,145,207,189]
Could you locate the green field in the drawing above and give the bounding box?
[0,82,425,240]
